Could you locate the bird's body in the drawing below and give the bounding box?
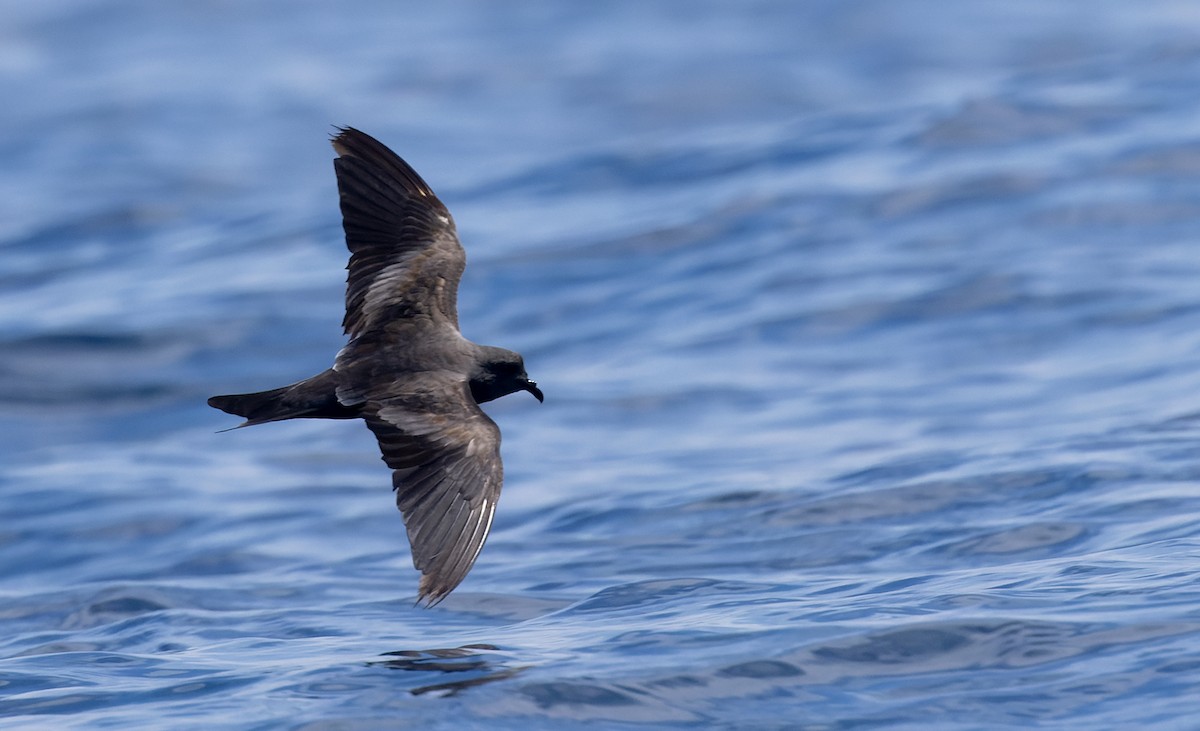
[209,128,541,606]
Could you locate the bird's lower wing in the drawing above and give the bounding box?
[362,378,503,606]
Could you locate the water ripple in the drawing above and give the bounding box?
[4,1,1200,729]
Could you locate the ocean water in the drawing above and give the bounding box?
[4,1,1200,728]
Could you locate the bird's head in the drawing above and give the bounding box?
[470,346,543,404]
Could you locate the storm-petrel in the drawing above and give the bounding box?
[208,128,542,606]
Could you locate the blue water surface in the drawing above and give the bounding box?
[4,1,1200,728]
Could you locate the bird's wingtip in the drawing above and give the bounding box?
[330,125,356,155]
[415,575,453,608]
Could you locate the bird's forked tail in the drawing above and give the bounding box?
[208,369,358,428]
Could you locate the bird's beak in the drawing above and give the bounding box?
[523,379,544,403]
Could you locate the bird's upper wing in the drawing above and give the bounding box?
[362,373,503,606]
[331,127,464,337]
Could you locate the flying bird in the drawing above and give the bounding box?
[209,128,543,606]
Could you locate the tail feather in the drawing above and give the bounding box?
[208,369,359,427]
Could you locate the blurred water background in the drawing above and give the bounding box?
[4,1,1200,728]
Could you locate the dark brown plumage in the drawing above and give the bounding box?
[209,128,542,606]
